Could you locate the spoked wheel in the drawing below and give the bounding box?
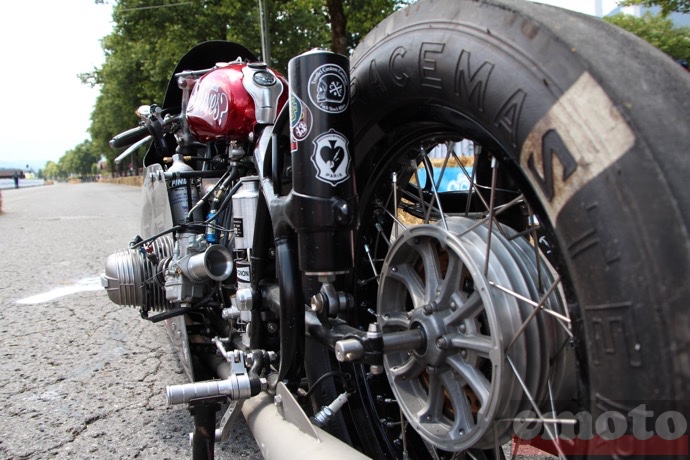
[377,216,572,453]
[308,0,690,458]
[347,137,575,459]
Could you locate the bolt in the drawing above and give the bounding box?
[311,292,325,312]
[391,266,398,273]
[460,349,468,359]
[423,301,437,315]
[450,301,457,311]
[370,365,384,375]
[436,336,450,350]
[266,322,279,334]
[335,202,350,223]
[274,394,283,407]
[367,322,382,338]
[459,324,466,333]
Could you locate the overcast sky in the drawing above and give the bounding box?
[0,0,618,171]
[0,0,112,170]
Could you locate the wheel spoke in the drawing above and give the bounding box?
[447,355,490,407]
[448,333,494,359]
[416,238,442,301]
[439,368,475,435]
[437,252,462,306]
[418,369,446,423]
[421,154,448,230]
[455,194,525,240]
[378,203,408,234]
[483,158,499,277]
[444,292,483,326]
[506,356,567,459]
[388,263,426,307]
[412,163,430,223]
[496,275,572,353]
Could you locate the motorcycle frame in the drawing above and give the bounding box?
[249,106,371,387]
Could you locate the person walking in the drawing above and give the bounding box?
[13,171,19,189]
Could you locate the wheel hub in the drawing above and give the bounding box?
[409,306,453,367]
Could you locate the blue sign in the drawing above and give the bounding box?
[416,167,473,192]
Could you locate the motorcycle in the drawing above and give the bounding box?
[101,0,690,458]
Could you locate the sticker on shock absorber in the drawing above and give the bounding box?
[311,129,351,186]
[289,93,313,149]
[308,63,349,113]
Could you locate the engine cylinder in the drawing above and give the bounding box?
[101,235,173,311]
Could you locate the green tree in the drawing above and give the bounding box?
[618,0,690,16]
[59,141,101,177]
[604,12,690,61]
[42,161,63,180]
[85,0,261,167]
[85,0,403,168]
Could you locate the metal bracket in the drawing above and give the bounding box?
[274,382,320,440]
[215,399,245,442]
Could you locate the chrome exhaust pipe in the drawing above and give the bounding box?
[241,385,369,460]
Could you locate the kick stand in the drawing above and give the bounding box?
[189,399,221,460]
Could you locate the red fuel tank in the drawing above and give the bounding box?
[186,62,287,141]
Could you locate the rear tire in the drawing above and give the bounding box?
[315,0,690,457]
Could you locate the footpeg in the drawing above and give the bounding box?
[166,349,267,405]
[166,377,264,405]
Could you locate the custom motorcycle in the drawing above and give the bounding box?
[101,0,690,458]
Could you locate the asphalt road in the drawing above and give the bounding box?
[0,182,545,460]
[0,183,262,460]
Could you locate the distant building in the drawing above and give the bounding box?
[0,168,25,179]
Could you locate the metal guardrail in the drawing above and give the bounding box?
[0,179,45,190]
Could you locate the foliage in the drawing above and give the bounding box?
[84,0,261,169]
[604,11,690,61]
[618,0,690,16]
[59,141,102,177]
[82,0,403,171]
[42,161,63,180]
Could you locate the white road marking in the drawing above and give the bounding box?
[16,277,103,305]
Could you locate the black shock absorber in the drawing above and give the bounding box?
[286,50,357,276]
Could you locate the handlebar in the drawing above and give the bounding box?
[109,125,150,149]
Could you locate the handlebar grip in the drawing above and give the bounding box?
[109,125,149,149]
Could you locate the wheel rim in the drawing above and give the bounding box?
[352,136,577,457]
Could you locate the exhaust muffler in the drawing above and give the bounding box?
[241,384,369,460]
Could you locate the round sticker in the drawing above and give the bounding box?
[308,64,349,114]
[290,94,313,143]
